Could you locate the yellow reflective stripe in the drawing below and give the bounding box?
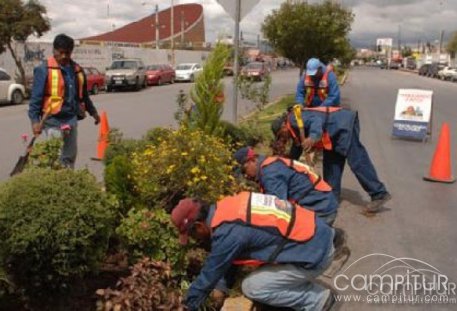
[50,68,59,97]
[251,207,291,222]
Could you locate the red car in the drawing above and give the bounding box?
[146,64,175,85]
[240,62,269,81]
[83,67,105,95]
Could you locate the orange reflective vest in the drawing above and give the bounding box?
[303,65,333,107]
[286,106,342,151]
[43,57,85,116]
[260,157,332,192]
[212,192,316,266]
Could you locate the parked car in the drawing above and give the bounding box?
[223,63,234,76]
[380,61,400,70]
[174,63,202,82]
[145,64,175,85]
[418,64,430,76]
[437,66,457,81]
[0,68,25,105]
[427,62,445,78]
[83,67,105,95]
[240,62,269,81]
[105,59,147,92]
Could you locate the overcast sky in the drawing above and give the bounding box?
[34,0,457,48]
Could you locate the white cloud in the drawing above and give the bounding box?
[31,0,457,47]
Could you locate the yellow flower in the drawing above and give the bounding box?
[187,181,193,186]
[190,167,201,174]
[181,152,188,156]
[201,175,208,181]
[166,164,176,174]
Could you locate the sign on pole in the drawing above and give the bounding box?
[392,89,433,141]
[216,0,261,21]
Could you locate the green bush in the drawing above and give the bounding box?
[104,128,147,167]
[0,169,117,297]
[116,208,186,274]
[132,127,240,211]
[26,137,63,170]
[220,120,265,148]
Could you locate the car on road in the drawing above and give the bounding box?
[418,64,431,76]
[105,59,147,92]
[240,62,270,81]
[437,66,457,81]
[145,64,175,85]
[174,63,202,82]
[426,62,445,78]
[0,68,25,105]
[83,67,105,95]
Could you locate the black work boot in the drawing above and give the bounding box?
[365,192,392,213]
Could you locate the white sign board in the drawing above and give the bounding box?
[392,89,433,140]
[376,38,393,47]
[216,0,261,21]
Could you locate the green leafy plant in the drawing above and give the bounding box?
[0,169,117,300]
[116,208,186,272]
[26,137,63,170]
[132,127,239,211]
[237,74,272,112]
[188,42,231,135]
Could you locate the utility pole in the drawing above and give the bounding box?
[180,11,185,48]
[171,0,175,66]
[398,24,401,52]
[232,0,241,123]
[439,30,444,56]
[155,4,159,49]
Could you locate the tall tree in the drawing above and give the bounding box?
[262,0,354,75]
[447,31,457,58]
[0,0,50,87]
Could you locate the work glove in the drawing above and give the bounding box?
[302,137,315,153]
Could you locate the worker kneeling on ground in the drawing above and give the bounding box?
[272,106,391,213]
[171,192,336,311]
[233,146,338,226]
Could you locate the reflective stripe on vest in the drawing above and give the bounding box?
[211,192,316,243]
[304,70,329,107]
[43,57,85,115]
[260,157,332,192]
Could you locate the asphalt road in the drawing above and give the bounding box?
[334,67,457,310]
[0,68,299,180]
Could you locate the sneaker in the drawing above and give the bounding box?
[365,192,392,213]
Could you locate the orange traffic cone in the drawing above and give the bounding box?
[91,111,110,161]
[423,123,455,183]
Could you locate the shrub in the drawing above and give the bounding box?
[132,127,239,211]
[104,129,147,167]
[0,169,117,298]
[220,120,265,148]
[26,137,63,170]
[96,258,184,311]
[116,208,186,272]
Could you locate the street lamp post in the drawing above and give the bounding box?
[171,0,175,66]
[142,2,160,50]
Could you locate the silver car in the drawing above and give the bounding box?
[105,59,147,92]
[0,68,25,105]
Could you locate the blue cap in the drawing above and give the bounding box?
[234,147,257,165]
[306,58,321,76]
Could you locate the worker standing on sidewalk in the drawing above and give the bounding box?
[28,34,100,168]
[296,58,340,107]
[171,193,336,310]
[272,107,391,213]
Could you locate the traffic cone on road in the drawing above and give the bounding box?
[423,123,455,183]
[91,111,110,161]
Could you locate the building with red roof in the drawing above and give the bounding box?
[80,3,205,48]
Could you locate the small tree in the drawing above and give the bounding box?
[189,42,230,135]
[447,31,457,59]
[0,0,50,87]
[262,0,354,75]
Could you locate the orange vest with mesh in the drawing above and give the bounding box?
[43,57,85,115]
[260,157,332,192]
[211,192,316,267]
[304,68,330,107]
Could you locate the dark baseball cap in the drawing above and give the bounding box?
[171,198,201,245]
[233,147,257,165]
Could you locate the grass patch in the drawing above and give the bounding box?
[240,94,295,140]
